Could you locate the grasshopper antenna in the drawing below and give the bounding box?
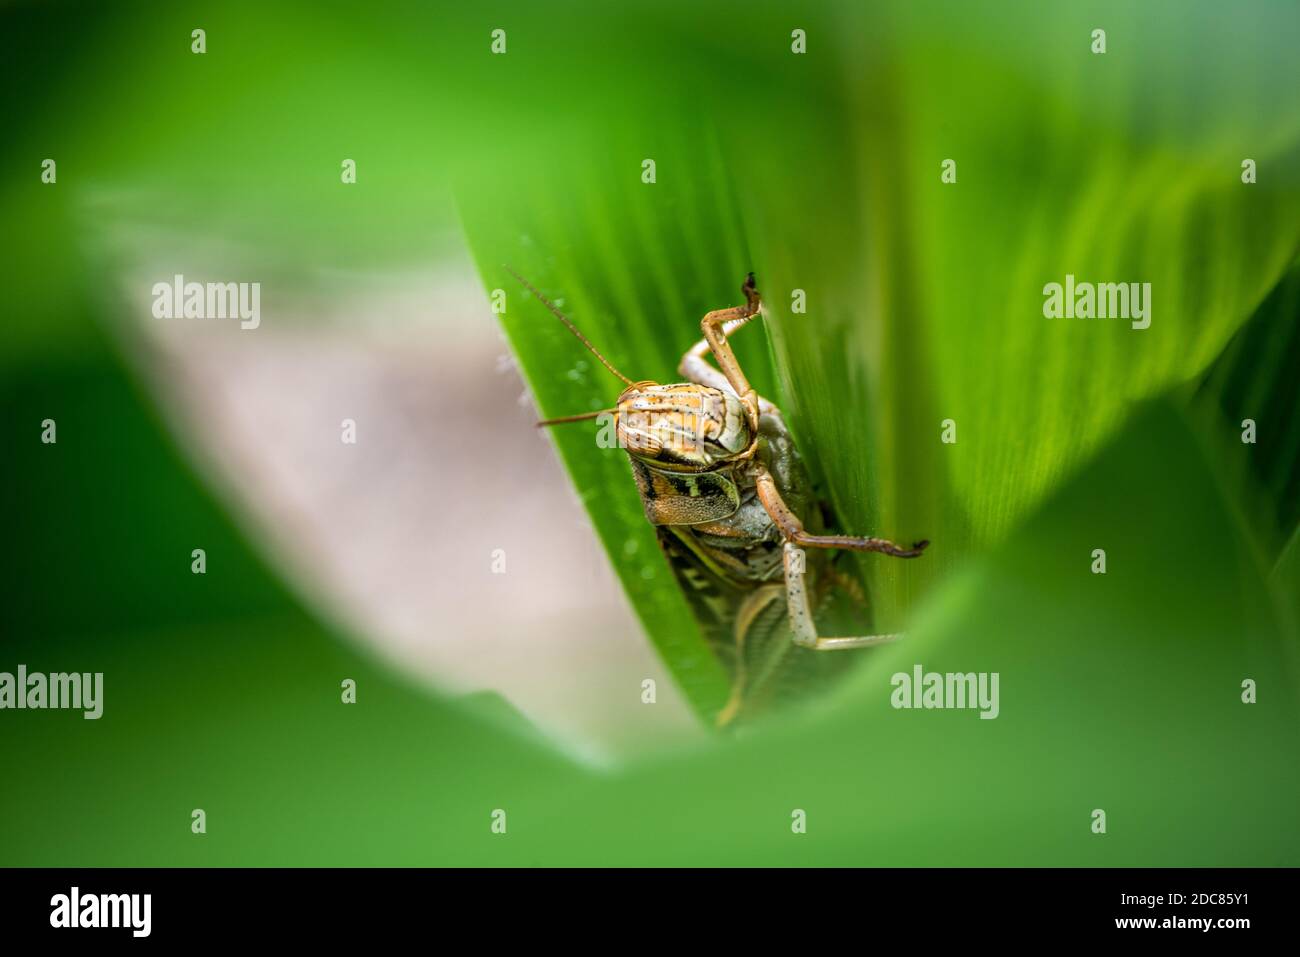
[535,407,619,428]
[503,266,634,386]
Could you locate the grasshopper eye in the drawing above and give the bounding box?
[710,391,751,455]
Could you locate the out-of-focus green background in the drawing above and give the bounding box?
[2,0,1298,865]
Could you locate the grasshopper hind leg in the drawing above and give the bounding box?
[783,543,904,651]
[751,464,924,649]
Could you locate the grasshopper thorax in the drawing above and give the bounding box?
[616,382,752,470]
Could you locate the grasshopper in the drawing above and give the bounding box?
[511,270,929,725]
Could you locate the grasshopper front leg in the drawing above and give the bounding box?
[754,465,927,650]
[679,273,766,424]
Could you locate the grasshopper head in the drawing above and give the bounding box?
[506,269,756,469]
[616,383,752,469]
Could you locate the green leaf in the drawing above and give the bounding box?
[461,163,770,718]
